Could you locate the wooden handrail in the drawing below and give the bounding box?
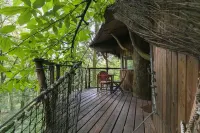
[88,67,121,69]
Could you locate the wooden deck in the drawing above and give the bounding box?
[76,89,154,133]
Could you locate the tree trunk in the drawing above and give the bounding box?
[92,50,97,86]
[20,90,25,109]
[92,23,99,86]
[102,53,109,72]
[133,50,151,100]
[8,92,14,111]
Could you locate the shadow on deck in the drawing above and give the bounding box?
[76,89,154,133]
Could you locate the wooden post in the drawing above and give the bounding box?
[34,58,52,132]
[34,59,47,92]
[121,56,124,69]
[125,58,127,69]
[56,65,60,80]
[85,68,88,89]
[88,68,91,88]
[106,53,108,73]
[49,64,54,85]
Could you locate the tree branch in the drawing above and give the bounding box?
[71,0,92,55]
[128,30,150,61]
[111,33,127,51]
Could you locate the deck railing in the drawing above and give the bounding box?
[86,67,121,88]
[0,59,85,133]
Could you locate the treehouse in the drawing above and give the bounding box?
[1,0,200,133]
[90,8,151,100]
[91,1,200,133]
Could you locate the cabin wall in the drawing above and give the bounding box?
[152,46,199,133]
[120,70,133,91]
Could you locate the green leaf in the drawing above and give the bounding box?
[17,9,32,25]
[73,0,82,5]
[0,37,13,51]
[0,56,8,61]
[0,25,16,33]
[79,30,89,41]
[0,65,7,72]
[58,22,62,28]
[0,6,28,15]
[35,17,43,25]
[72,16,77,24]
[13,0,23,6]
[33,0,45,8]
[53,0,60,4]
[64,16,70,28]
[7,81,14,91]
[53,26,58,35]
[26,19,37,29]
[22,0,31,6]
[53,3,65,13]
[20,32,31,39]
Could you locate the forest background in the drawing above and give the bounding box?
[0,0,120,124]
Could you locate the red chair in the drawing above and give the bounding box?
[97,71,112,92]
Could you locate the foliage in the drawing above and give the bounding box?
[0,0,114,93]
[0,0,115,124]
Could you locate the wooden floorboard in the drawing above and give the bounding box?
[79,91,108,110]
[77,92,119,130]
[74,89,152,133]
[100,93,128,133]
[78,92,115,119]
[134,99,145,133]
[112,94,132,133]
[123,97,137,133]
[77,93,121,133]
[89,94,123,133]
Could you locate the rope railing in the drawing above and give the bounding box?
[0,60,84,133]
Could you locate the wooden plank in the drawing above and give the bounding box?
[157,47,162,133]
[79,92,115,119]
[166,50,172,132]
[123,97,137,133]
[143,101,153,133]
[178,53,186,133]
[112,95,132,133]
[155,47,159,133]
[186,56,199,121]
[171,51,178,133]
[77,92,122,133]
[80,91,108,109]
[77,92,120,130]
[153,46,159,133]
[134,98,145,133]
[89,94,124,133]
[100,94,128,133]
[162,49,167,133]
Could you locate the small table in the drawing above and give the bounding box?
[109,75,123,94]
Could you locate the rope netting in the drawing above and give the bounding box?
[113,0,200,57]
[0,62,85,133]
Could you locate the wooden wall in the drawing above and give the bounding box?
[120,69,134,91]
[153,46,199,133]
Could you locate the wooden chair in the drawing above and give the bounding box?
[97,71,112,92]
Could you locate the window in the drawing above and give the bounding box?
[121,56,134,70]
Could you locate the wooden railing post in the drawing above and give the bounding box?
[56,65,60,80]
[88,68,91,88]
[85,68,88,89]
[49,64,54,85]
[33,58,52,132]
[34,59,47,92]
